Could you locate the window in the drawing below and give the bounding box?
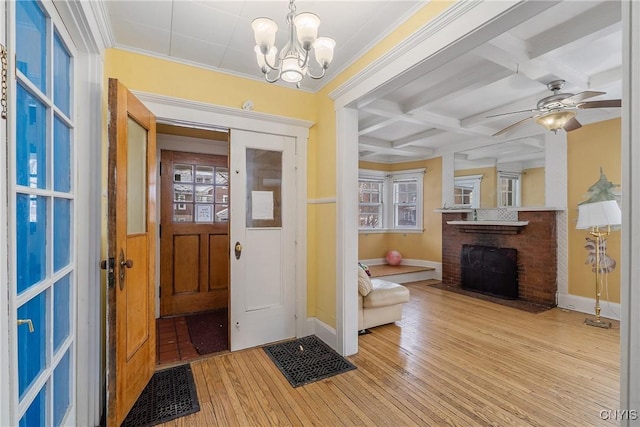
[358,169,424,231]
[358,178,383,228]
[454,175,482,208]
[498,171,521,207]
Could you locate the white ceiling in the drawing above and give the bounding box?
[102,0,623,168]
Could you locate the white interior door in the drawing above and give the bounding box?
[230,129,296,351]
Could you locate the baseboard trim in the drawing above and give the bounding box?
[360,258,442,280]
[305,317,337,350]
[557,293,620,321]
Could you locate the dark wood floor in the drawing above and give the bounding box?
[159,281,620,426]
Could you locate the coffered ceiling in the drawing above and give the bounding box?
[101,1,623,167]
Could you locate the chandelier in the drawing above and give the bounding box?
[252,0,336,87]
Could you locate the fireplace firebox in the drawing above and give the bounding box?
[461,245,518,299]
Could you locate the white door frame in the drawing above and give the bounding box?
[133,91,311,340]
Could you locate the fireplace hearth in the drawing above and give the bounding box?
[461,245,518,299]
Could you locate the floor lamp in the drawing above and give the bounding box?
[576,200,621,329]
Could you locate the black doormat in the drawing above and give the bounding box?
[264,335,357,388]
[429,282,553,313]
[186,309,228,355]
[121,364,200,427]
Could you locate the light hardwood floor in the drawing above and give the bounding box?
[160,281,620,426]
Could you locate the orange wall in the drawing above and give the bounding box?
[567,118,621,302]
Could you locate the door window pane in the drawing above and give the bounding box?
[16,0,47,92]
[53,198,71,272]
[246,149,282,227]
[53,349,71,426]
[53,116,71,192]
[53,33,71,117]
[53,274,71,351]
[17,84,47,189]
[174,164,193,182]
[17,194,47,293]
[18,292,47,397]
[19,387,46,427]
[196,165,214,183]
[127,117,147,234]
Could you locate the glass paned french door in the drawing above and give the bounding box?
[12,0,76,425]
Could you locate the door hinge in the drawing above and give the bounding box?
[159,161,162,176]
[159,286,161,297]
[159,224,161,238]
[1,44,7,120]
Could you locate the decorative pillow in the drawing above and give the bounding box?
[358,265,373,296]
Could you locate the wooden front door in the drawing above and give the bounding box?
[106,79,157,427]
[160,150,229,316]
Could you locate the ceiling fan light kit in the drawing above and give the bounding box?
[491,79,621,136]
[252,0,335,87]
[535,110,576,133]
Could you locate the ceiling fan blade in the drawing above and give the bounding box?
[578,99,622,109]
[563,117,582,132]
[561,90,606,105]
[486,108,538,119]
[492,115,537,137]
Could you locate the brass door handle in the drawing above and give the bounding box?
[17,319,34,333]
[235,242,243,260]
[118,248,132,291]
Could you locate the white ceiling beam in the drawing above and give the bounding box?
[590,66,623,89]
[460,90,547,128]
[392,129,445,148]
[359,137,433,157]
[354,1,560,109]
[358,117,401,136]
[406,109,494,137]
[403,63,512,112]
[527,3,621,59]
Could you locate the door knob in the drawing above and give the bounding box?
[120,258,133,268]
[234,242,243,260]
[17,319,34,333]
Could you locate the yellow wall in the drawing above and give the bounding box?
[455,166,497,208]
[103,0,459,329]
[567,118,621,302]
[521,167,545,206]
[358,158,442,263]
[103,49,320,314]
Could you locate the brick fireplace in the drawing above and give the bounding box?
[441,210,558,306]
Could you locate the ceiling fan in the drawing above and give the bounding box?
[490,79,621,136]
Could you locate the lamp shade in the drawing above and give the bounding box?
[294,12,320,48]
[576,200,621,229]
[313,37,335,67]
[252,18,278,49]
[536,110,576,132]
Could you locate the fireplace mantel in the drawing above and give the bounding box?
[446,220,528,234]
